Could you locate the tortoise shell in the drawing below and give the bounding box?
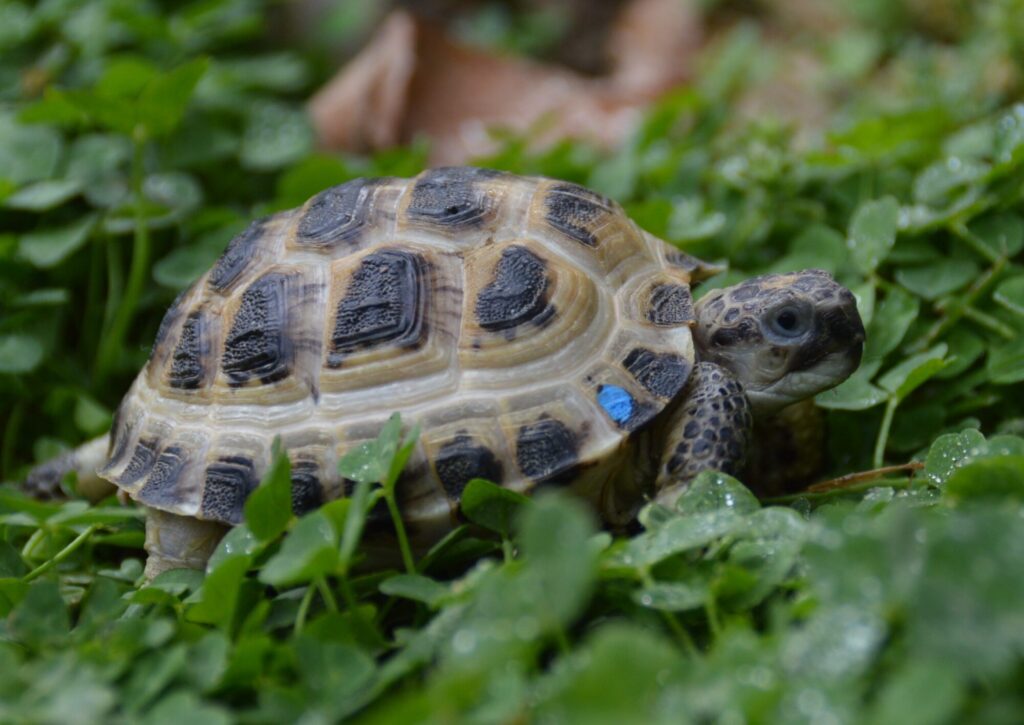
[100,167,702,537]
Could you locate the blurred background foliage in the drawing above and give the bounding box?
[1,0,1024,722]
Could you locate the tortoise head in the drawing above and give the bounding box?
[693,269,864,412]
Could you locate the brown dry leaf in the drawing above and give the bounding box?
[308,0,701,164]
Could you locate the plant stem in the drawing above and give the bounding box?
[873,396,899,469]
[96,135,150,380]
[385,493,416,574]
[316,576,339,613]
[962,306,1017,339]
[501,537,514,563]
[660,610,698,657]
[23,525,99,582]
[764,477,915,504]
[295,583,316,634]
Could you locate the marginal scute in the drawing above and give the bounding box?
[222,272,292,385]
[201,457,258,524]
[138,447,189,506]
[168,312,207,389]
[328,248,427,365]
[544,182,614,247]
[209,220,265,292]
[119,438,158,486]
[298,178,384,247]
[434,434,503,499]
[516,417,579,485]
[406,167,500,228]
[623,348,692,399]
[474,246,550,331]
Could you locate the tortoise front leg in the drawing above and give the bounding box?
[654,362,753,508]
[144,508,228,580]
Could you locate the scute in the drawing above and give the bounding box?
[102,168,698,529]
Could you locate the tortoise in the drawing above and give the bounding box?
[27,167,865,578]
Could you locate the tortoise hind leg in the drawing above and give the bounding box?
[25,434,115,501]
[144,508,228,580]
[653,362,753,508]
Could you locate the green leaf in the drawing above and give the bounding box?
[519,494,599,627]
[986,335,1024,384]
[632,578,709,612]
[675,471,760,515]
[868,661,962,725]
[239,101,314,170]
[73,394,111,435]
[259,511,339,587]
[4,179,82,210]
[894,258,979,300]
[140,692,230,725]
[864,287,919,362]
[294,638,377,716]
[244,443,293,541]
[0,115,62,184]
[0,334,44,374]
[969,213,1024,258]
[993,275,1024,316]
[7,581,69,648]
[460,478,530,538]
[17,214,97,268]
[137,58,209,138]
[65,133,131,181]
[847,196,899,274]
[379,574,450,608]
[816,370,888,410]
[533,624,683,722]
[943,456,1024,503]
[338,413,403,486]
[617,510,743,570]
[877,344,948,400]
[923,429,986,486]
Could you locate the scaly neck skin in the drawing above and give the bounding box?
[692,270,865,414]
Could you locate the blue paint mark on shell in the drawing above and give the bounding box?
[597,384,634,427]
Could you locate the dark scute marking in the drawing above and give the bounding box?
[647,284,694,326]
[723,308,739,323]
[516,417,579,485]
[435,434,503,499]
[201,457,258,524]
[222,273,291,385]
[407,167,496,228]
[623,348,692,400]
[120,438,158,485]
[209,220,264,292]
[151,288,189,358]
[169,312,206,389]
[138,447,188,506]
[328,249,426,364]
[290,461,323,516]
[298,178,385,246]
[475,246,550,331]
[544,182,612,247]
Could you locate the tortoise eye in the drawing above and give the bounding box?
[768,305,809,338]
